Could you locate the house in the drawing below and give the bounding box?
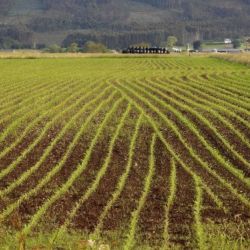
[224,38,232,44]
[172,47,182,53]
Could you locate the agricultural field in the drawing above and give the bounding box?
[0,56,250,249]
[213,53,250,66]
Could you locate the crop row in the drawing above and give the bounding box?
[0,57,249,249]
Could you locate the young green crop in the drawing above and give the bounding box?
[151,77,250,149]
[0,81,108,181]
[93,113,143,237]
[137,78,250,171]
[20,96,124,237]
[51,103,132,244]
[158,76,250,131]
[117,79,250,188]
[195,74,250,108]
[0,78,94,161]
[124,133,156,250]
[0,89,117,221]
[112,81,250,209]
[0,84,112,197]
[181,75,250,117]
[0,56,249,249]
[0,79,71,143]
[162,159,177,250]
[193,176,205,250]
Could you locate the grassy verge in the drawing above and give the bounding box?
[212,53,250,66]
[1,221,249,249]
[0,50,204,59]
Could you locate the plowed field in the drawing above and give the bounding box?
[0,56,249,249]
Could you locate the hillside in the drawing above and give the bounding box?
[0,0,250,48]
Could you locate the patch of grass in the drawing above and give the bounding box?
[204,220,250,250]
[1,221,249,249]
[213,53,250,66]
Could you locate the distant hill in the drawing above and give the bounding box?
[0,0,250,49]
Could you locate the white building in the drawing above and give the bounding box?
[224,38,232,44]
[172,47,182,53]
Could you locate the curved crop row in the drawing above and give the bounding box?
[162,159,177,249]
[112,82,250,209]
[162,76,250,131]
[137,78,250,171]
[182,75,250,116]
[0,78,97,161]
[0,90,117,219]
[92,113,143,238]
[118,79,250,188]
[193,176,205,250]
[0,79,78,145]
[0,57,249,248]
[0,81,108,181]
[197,73,250,99]
[0,77,69,120]
[124,133,156,250]
[20,96,124,237]
[152,77,250,149]
[52,103,132,243]
[0,84,112,197]
[0,75,54,109]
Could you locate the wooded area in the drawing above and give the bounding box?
[0,0,250,49]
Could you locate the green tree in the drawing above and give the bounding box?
[0,37,22,49]
[167,36,178,49]
[193,40,202,50]
[67,43,79,53]
[83,41,107,53]
[232,39,241,49]
[244,38,250,50]
[47,44,62,53]
[132,42,151,48]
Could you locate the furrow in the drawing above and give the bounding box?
[0,78,93,161]
[120,80,250,189]
[93,113,143,236]
[52,103,132,243]
[112,83,250,209]
[124,133,156,250]
[137,78,250,171]
[19,96,123,237]
[0,83,111,197]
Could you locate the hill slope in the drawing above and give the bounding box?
[0,0,250,48]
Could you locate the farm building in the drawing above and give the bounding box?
[224,38,232,44]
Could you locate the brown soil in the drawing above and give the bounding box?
[138,138,171,246]
[101,123,153,236]
[0,74,250,248]
[167,163,195,248]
